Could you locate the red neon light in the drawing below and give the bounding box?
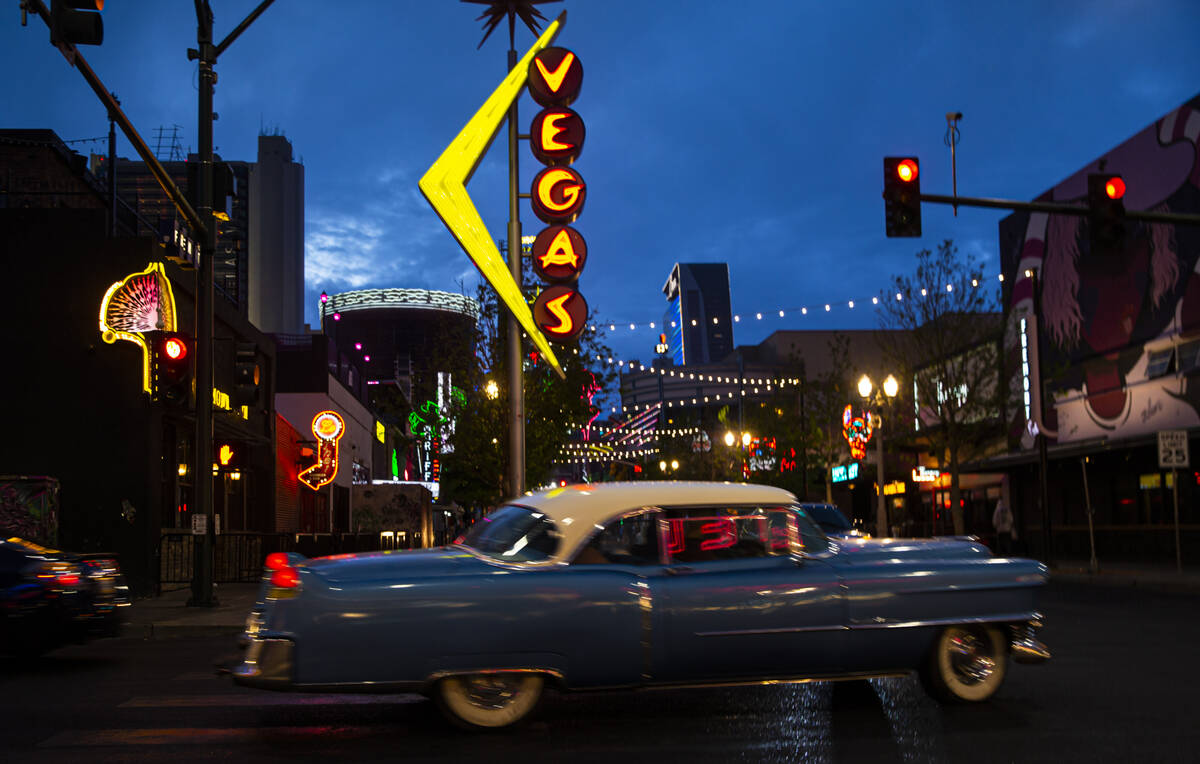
[666,518,686,556]
[540,112,573,151]
[538,228,579,269]
[535,51,575,93]
[543,291,576,335]
[699,518,736,551]
[535,168,583,212]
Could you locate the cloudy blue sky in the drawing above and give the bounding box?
[5,0,1199,366]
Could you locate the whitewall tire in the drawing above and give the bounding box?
[435,673,545,730]
[920,625,1007,703]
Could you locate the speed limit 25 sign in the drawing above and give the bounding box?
[1158,430,1190,469]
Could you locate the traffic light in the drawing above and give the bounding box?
[883,157,922,237]
[1087,173,1126,256]
[150,331,193,405]
[50,0,103,47]
[232,342,260,408]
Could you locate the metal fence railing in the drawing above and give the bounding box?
[156,531,382,593]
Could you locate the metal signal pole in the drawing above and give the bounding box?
[507,45,525,498]
[189,0,275,607]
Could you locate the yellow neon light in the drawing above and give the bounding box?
[98,262,178,394]
[376,420,386,444]
[540,112,572,151]
[535,168,583,212]
[535,50,575,93]
[543,291,575,335]
[418,12,566,379]
[539,228,579,268]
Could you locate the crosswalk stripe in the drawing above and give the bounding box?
[119,693,426,708]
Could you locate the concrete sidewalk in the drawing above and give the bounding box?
[125,583,260,639]
[1048,559,1200,594]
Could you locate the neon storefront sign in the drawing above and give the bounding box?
[98,262,178,394]
[299,410,345,491]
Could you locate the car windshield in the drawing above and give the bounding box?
[458,505,561,563]
[802,504,851,532]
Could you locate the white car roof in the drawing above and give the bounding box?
[512,481,798,562]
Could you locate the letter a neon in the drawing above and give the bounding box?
[539,229,579,268]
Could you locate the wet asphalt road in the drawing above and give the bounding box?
[1,581,1195,763]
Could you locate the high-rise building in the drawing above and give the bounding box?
[113,154,251,313]
[110,133,303,334]
[249,134,304,334]
[662,263,733,365]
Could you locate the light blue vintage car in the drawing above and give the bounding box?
[233,482,1050,729]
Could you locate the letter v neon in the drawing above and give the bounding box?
[536,51,575,93]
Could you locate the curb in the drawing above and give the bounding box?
[135,623,245,640]
[1051,571,1200,595]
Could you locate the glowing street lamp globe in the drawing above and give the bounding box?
[724,431,735,447]
[883,374,900,398]
[857,374,873,399]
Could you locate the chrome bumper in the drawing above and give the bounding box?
[232,637,295,689]
[1010,620,1051,664]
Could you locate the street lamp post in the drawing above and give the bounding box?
[859,373,899,537]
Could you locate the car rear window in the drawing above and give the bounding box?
[458,505,561,563]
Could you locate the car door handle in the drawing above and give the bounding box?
[664,566,696,576]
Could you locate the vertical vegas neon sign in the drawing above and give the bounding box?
[528,46,589,342]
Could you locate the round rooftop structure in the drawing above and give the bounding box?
[320,288,479,386]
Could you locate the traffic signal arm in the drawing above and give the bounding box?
[918,192,1200,225]
[23,0,207,239]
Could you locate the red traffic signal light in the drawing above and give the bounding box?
[1087,173,1127,255]
[150,331,193,405]
[896,158,919,183]
[163,336,188,361]
[883,156,922,238]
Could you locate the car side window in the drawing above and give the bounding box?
[573,511,660,566]
[792,507,830,553]
[661,506,795,563]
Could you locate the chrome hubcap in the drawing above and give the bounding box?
[462,675,523,710]
[948,629,996,685]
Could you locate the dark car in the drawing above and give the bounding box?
[798,502,863,537]
[0,537,129,655]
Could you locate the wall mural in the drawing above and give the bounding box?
[1001,93,1200,446]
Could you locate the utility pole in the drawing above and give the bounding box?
[189,0,276,607]
[107,93,117,237]
[188,0,217,606]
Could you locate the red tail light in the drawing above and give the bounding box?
[265,552,289,571]
[56,573,81,586]
[271,567,300,588]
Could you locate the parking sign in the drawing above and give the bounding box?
[1158,430,1189,469]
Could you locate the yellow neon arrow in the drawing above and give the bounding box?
[419,12,567,379]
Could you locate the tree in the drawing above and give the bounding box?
[801,334,854,504]
[436,282,617,507]
[877,240,1003,535]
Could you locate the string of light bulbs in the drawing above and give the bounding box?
[584,273,1005,338]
